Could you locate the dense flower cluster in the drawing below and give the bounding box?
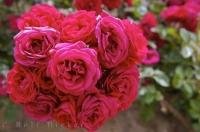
[7,4,147,131]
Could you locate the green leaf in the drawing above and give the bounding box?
[172,67,183,88]
[153,70,170,87]
[182,83,193,98]
[181,46,193,58]
[141,67,154,78]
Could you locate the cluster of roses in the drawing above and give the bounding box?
[7,4,147,131]
[161,0,200,32]
[73,0,132,13]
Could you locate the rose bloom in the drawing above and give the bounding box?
[139,12,165,48]
[78,91,118,131]
[122,20,148,66]
[7,15,19,31]
[61,11,96,44]
[73,0,102,13]
[24,93,57,122]
[14,27,60,67]
[7,64,38,104]
[3,0,13,6]
[102,0,121,9]
[48,41,101,95]
[96,16,129,68]
[139,12,158,39]
[104,65,139,111]
[18,4,63,31]
[35,68,55,90]
[53,97,77,128]
[142,48,160,65]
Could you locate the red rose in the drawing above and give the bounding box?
[7,15,19,31]
[18,4,64,31]
[7,64,38,104]
[78,91,118,131]
[35,68,55,90]
[3,0,13,6]
[104,65,139,111]
[73,0,102,13]
[95,16,129,68]
[53,96,77,128]
[122,20,148,66]
[48,41,101,95]
[139,12,158,39]
[139,12,165,48]
[160,1,200,32]
[61,11,96,44]
[162,0,187,6]
[24,93,57,122]
[14,27,60,67]
[102,0,122,9]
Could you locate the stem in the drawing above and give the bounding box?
[160,100,194,132]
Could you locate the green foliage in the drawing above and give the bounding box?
[133,0,200,130]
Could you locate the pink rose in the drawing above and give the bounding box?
[14,27,60,67]
[7,64,38,104]
[73,0,102,13]
[104,65,139,111]
[78,91,118,131]
[53,97,77,128]
[18,4,64,31]
[142,48,160,65]
[48,41,101,95]
[24,93,57,122]
[95,16,129,68]
[122,20,148,66]
[61,11,96,44]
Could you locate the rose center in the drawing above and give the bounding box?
[63,60,86,82]
[107,36,118,52]
[30,39,43,53]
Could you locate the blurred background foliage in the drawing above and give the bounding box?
[0,0,200,131]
